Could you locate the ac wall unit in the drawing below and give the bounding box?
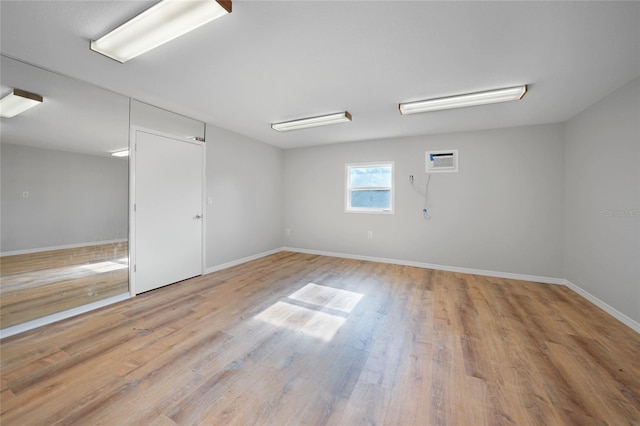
[425,149,458,173]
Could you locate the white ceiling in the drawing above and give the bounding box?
[1,0,639,149]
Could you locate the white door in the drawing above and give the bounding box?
[133,129,204,294]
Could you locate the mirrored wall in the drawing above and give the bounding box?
[0,56,130,330]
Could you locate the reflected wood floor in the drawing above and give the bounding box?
[0,242,129,328]
[1,251,639,425]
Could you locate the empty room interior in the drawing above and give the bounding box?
[1,1,639,425]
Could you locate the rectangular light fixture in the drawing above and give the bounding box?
[399,85,527,115]
[111,149,130,157]
[0,89,43,118]
[272,111,352,132]
[90,0,232,63]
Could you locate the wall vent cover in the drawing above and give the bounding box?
[425,149,458,173]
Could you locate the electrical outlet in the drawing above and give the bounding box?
[22,191,29,198]
[367,231,373,239]
[285,228,291,236]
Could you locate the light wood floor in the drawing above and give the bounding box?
[0,242,129,328]
[1,251,638,425]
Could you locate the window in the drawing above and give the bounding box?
[345,162,394,214]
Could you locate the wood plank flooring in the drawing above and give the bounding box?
[1,251,638,425]
[0,242,129,328]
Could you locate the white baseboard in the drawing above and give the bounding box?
[282,246,566,285]
[1,239,128,257]
[563,279,640,333]
[4,248,635,339]
[0,293,131,339]
[205,248,284,275]
[282,246,638,334]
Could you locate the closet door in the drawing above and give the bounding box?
[133,128,204,294]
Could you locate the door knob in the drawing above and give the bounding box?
[195,214,203,219]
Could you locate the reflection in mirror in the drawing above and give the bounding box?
[0,56,130,330]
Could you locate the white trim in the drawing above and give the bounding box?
[129,125,138,296]
[282,247,638,334]
[563,279,640,334]
[205,248,284,274]
[201,140,207,278]
[3,248,636,338]
[1,239,127,257]
[0,293,131,339]
[282,246,566,285]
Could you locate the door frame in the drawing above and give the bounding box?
[128,126,206,296]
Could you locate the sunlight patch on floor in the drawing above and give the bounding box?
[254,301,346,341]
[2,258,129,290]
[288,282,363,313]
[253,283,364,342]
[79,258,129,273]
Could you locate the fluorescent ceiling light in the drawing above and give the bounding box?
[90,0,232,63]
[399,85,527,115]
[272,111,352,132]
[0,89,43,118]
[111,149,129,157]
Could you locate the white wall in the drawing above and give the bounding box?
[205,124,284,268]
[1,143,128,252]
[564,76,640,324]
[283,123,565,278]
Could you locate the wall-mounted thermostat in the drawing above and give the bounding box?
[426,149,458,173]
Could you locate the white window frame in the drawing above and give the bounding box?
[345,161,395,214]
